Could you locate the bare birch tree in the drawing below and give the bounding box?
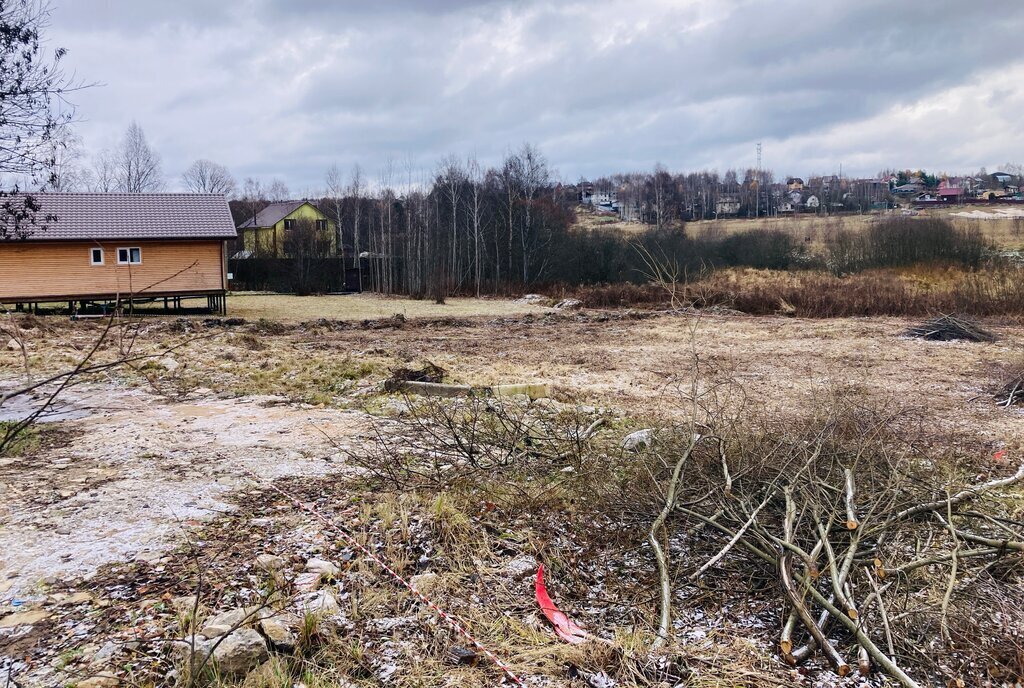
[266,178,289,202]
[181,159,236,195]
[325,163,345,259]
[90,149,118,192]
[467,155,485,297]
[115,122,163,192]
[349,164,363,291]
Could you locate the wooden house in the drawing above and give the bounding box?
[0,193,236,313]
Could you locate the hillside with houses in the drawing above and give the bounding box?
[572,167,1024,222]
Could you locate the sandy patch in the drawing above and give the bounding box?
[0,387,368,601]
[951,207,1024,220]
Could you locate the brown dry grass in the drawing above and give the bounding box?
[559,265,1024,318]
[577,206,1024,250]
[225,293,551,322]
[696,266,1024,317]
[6,310,1019,453]
[4,310,1024,687]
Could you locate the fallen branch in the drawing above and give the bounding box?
[648,436,699,648]
[884,461,1024,526]
[780,549,849,675]
[844,468,859,530]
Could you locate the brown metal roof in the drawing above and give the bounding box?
[236,200,308,229]
[2,193,237,241]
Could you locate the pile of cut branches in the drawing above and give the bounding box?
[383,361,447,391]
[904,314,995,342]
[996,367,1024,407]
[643,405,1024,687]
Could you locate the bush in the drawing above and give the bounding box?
[696,266,1024,318]
[827,217,986,273]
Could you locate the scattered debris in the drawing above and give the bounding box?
[996,368,1024,407]
[449,645,479,666]
[535,564,589,644]
[295,589,340,616]
[293,571,322,592]
[200,607,265,638]
[0,608,50,628]
[304,557,339,578]
[504,555,538,581]
[258,614,299,653]
[384,380,472,398]
[385,380,550,400]
[553,298,582,310]
[568,664,617,688]
[255,554,286,572]
[621,428,655,451]
[904,314,995,342]
[385,361,447,389]
[75,673,119,688]
[409,572,438,593]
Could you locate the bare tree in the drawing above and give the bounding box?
[437,155,464,290]
[325,163,344,257]
[517,143,549,283]
[181,159,236,195]
[115,122,163,192]
[467,155,485,296]
[0,0,78,185]
[240,176,264,228]
[349,164,363,291]
[47,129,90,192]
[267,178,289,202]
[90,149,118,192]
[0,0,88,239]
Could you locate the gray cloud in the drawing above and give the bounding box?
[50,0,1024,192]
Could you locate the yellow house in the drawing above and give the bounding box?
[236,200,337,258]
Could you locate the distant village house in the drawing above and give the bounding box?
[236,201,337,258]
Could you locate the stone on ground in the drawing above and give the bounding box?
[211,628,270,676]
[304,557,340,577]
[504,555,538,581]
[621,428,655,451]
[258,614,299,653]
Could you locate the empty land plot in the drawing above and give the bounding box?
[224,292,552,321]
[2,309,1023,687]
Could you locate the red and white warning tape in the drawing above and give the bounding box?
[246,473,526,686]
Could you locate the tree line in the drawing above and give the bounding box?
[230,146,581,300]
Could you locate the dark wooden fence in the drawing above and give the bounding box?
[228,258,362,294]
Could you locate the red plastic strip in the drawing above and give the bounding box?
[535,564,590,644]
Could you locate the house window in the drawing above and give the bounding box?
[117,247,142,264]
[90,247,104,265]
[316,219,327,231]
[283,219,296,230]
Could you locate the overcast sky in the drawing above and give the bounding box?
[51,0,1024,193]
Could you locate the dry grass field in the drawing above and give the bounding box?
[577,205,1024,250]
[2,306,1023,687]
[224,292,552,322]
